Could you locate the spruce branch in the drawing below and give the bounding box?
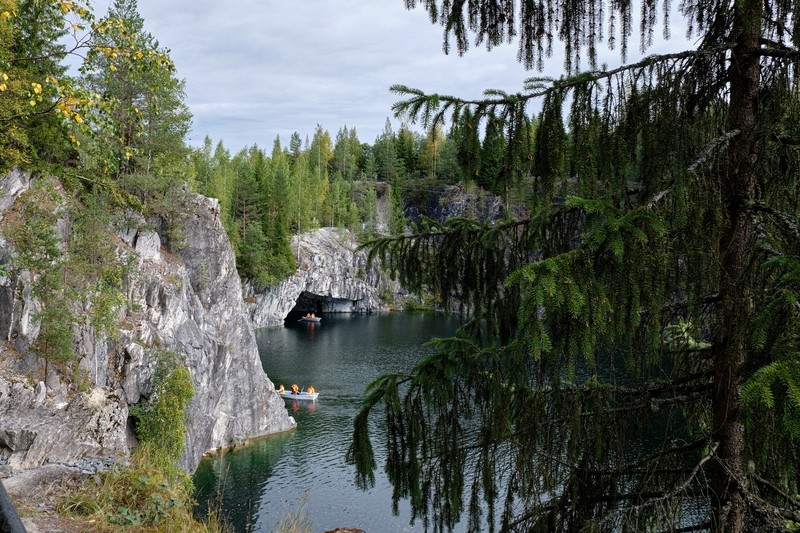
[390,45,735,127]
[749,203,800,243]
[606,441,719,519]
[751,474,800,511]
[687,130,742,177]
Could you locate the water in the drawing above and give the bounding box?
[194,313,459,532]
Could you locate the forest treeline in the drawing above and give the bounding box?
[1,0,535,287]
[190,108,534,286]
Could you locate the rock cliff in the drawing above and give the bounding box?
[247,227,396,327]
[0,170,294,475]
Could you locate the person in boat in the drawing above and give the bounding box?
[278,384,285,394]
[306,386,315,394]
[291,384,300,395]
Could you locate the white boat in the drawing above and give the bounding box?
[298,316,321,323]
[280,390,319,401]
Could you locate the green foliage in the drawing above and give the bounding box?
[2,179,75,374]
[130,350,194,465]
[79,0,191,180]
[331,125,362,180]
[353,1,800,531]
[477,114,506,193]
[11,0,74,165]
[1,0,185,179]
[192,132,404,286]
[62,444,224,532]
[0,0,36,167]
[1,180,133,379]
[65,193,128,338]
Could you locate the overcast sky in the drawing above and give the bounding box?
[94,0,690,153]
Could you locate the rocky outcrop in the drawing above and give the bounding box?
[247,227,396,327]
[403,183,521,227]
[115,193,295,471]
[0,170,294,475]
[0,366,127,470]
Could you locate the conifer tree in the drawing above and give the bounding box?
[10,0,71,164]
[332,125,363,180]
[308,124,333,178]
[374,118,402,182]
[289,131,302,163]
[452,107,482,182]
[192,136,214,195]
[396,124,419,179]
[477,114,507,194]
[418,123,445,181]
[80,0,190,179]
[436,133,462,184]
[349,1,800,532]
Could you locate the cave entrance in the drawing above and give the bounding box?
[284,290,365,325]
[284,291,326,324]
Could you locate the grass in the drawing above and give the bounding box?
[60,444,229,532]
[275,492,313,533]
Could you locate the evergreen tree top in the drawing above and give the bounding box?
[350,1,800,532]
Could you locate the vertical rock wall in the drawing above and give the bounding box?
[0,171,294,474]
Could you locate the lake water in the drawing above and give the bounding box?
[193,313,459,532]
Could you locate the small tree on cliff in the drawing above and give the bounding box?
[349,1,800,532]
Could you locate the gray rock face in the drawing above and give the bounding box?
[247,228,394,327]
[403,184,511,227]
[0,171,295,475]
[0,366,128,469]
[151,193,295,469]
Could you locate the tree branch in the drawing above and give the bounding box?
[688,130,741,177]
[391,46,735,125]
[752,474,800,510]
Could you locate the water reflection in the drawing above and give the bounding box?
[194,313,459,532]
[194,431,294,532]
[286,399,316,415]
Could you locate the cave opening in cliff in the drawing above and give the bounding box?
[284,290,368,325]
[284,291,326,324]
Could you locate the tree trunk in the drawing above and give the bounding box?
[710,1,762,531]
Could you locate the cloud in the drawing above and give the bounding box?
[124,0,690,152]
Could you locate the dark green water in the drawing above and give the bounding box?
[194,313,459,532]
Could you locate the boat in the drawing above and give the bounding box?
[298,316,321,323]
[280,390,319,401]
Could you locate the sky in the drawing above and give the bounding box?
[93,0,692,153]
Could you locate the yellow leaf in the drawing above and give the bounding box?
[74,114,83,124]
[0,11,10,21]
[29,100,36,106]
[0,84,6,92]
[1,73,7,81]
